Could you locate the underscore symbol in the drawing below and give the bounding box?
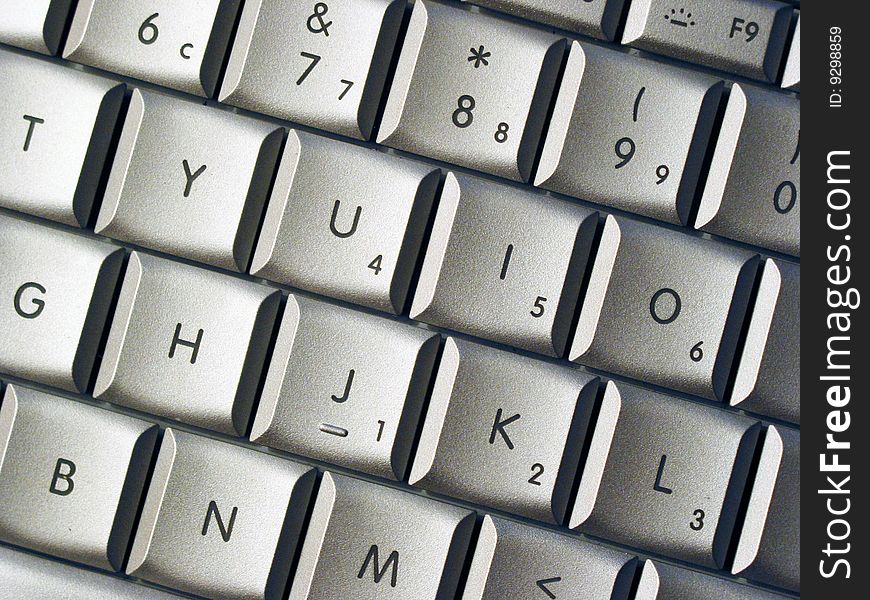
[320,423,349,437]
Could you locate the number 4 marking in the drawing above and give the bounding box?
[368,255,383,275]
[297,52,321,85]
[339,79,354,100]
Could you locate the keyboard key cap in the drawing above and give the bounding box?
[732,426,799,591]
[464,0,627,41]
[0,50,124,226]
[464,515,636,600]
[250,295,439,480]
[730,259,799,423]
[63,0,241,96]
[637,560,789,599]
[569,382,761,569]
[695,84,800,256]
[0,216,123,392]
[0,385,157,571]
[96,89,283,272]
[570,215,759,400]
[94,252,280,435]
[250,131,439,313]
[289,471,475,600]
[535,42,723,225]
[220,0,403,140]
[127,429,315,600]
[622,0,793,83]
[410,337,598,523]
[0,0,74,55]
[0,545,183,599]
[411,173,597,356]
[378,0,565,181]
[781,13,799,90]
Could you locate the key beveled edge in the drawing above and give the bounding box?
[407,337,460,486]
[695,84,748,231]
[569,380,620,529]
[126,427,178,576]
[409,172,461,321]
[96,88,146,235]
[249,130,303,277]
[375,0,430,146]
[534,40,586,189]
[730,258,781,407]
[0,385,21,476]
[569,214,620,362]
[93,251,145,400]
[731,426,784,578]
[620,0,652,46]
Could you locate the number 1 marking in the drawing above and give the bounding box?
[297,52,321,85]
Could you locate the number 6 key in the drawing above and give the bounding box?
[570,215,759,400]
[377,0,565,182]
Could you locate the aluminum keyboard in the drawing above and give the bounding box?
[0,0,800,598]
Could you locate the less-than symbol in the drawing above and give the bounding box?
[468,45,491,68]
[536,576,562,599]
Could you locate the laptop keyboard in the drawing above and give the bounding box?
[0,0,800,598]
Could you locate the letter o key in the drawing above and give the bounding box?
[649,288,681,324]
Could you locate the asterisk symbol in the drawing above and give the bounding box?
[468,45,491,68]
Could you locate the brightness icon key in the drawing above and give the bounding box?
[664,7,695,27]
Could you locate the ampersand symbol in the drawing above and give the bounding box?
[307,3,332,36]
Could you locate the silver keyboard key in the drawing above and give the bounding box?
[781,13,799,90]
[220,0,403,140]
[570,215,759,400]
[94,252,280,435]
[464,0,627,41]
[378,0,564,181]
[96,89,283,272]
[251,295,439,480]
[0,50,124,226]
[289,471,475,600]
[0,216,123,392]
[463,515,636,600]
[622,0,793,83]
[410,337,598,524]
[0,385,157,571]
[0,0,74,54]
[732,426,799,591]
[250,131,439,313]
[569,382,760,569]
[411,173,597,356]
[637,560,789,599]
[696,84,800,256]
[127,429,315,600]
[0,545,183,599]
[536,42,723,225]
[731,259,799,423]
[63,0,241,96]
